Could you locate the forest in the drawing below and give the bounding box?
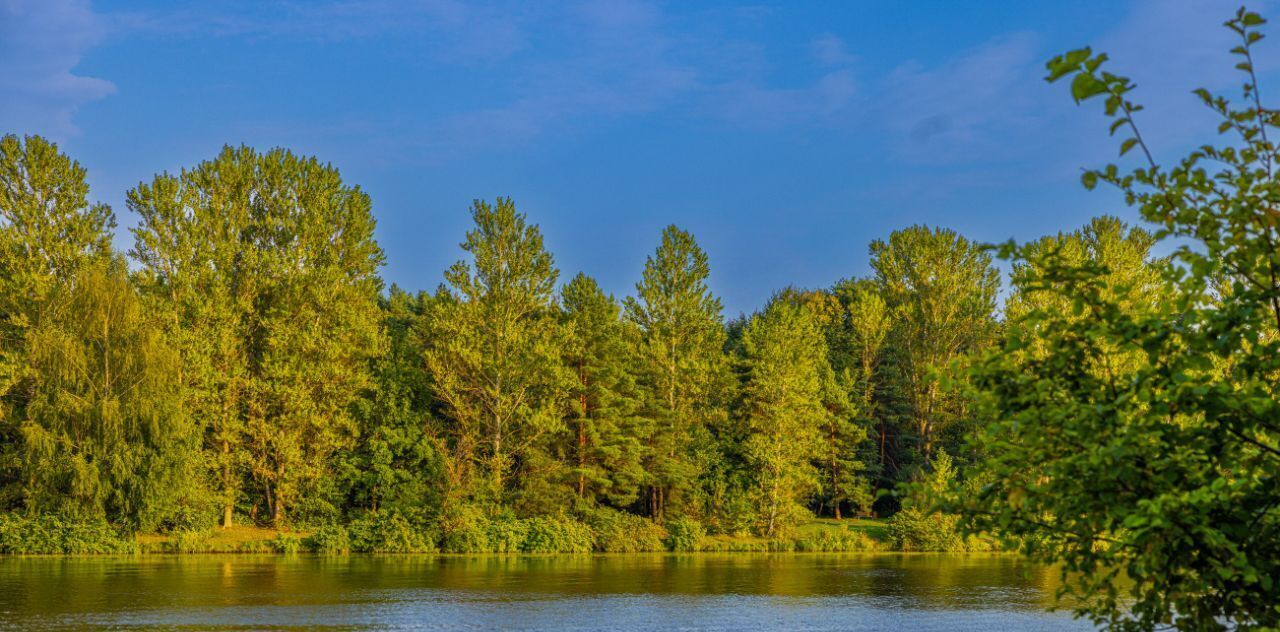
[1,8,1279,630]
[0,135,1013,550]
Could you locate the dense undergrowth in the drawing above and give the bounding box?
[0,509,975,555]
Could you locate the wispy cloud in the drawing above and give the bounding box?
[0,0,115,139]
[879,32,1044,164]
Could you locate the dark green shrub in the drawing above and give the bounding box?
[348,511,436,553]
[439,506,491,554]
[664,516,705,552]
[521,517,593,553]
[305,525,351,554]
[0,514,134,554]
[586,507,667,553]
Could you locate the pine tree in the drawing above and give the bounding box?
[623,225,729,521]
[423,198,568,512]
[832,278,891,510]
[560,273,645,509]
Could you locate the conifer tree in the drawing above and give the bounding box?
[560,273,645,509]
[623,225,729,520]
[423,198,567,512]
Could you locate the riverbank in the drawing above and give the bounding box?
[1,514,913,555]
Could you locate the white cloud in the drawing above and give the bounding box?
[0,0,115,139]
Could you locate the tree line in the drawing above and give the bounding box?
[0,133,1042,538]
[3,8,1280,627]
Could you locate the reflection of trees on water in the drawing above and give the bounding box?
[0,553,1073,619]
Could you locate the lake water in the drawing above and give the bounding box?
[0,554,1092,630]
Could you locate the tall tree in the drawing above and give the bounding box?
[129,146,259,528]
[739,300,831,537]
[870,225,999,465]
[18,258,201,529]
[773,286,871,519]
[423,198,567,512]
[0,134,115,511]
[832,278,892,505]
[249,149,385,526]
[130,146,384,527]
[560,273,645,509]
[623,225,728,521]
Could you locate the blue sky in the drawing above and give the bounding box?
[2,0,1274,315]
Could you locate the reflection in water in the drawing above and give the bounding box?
[0,554,1089,630]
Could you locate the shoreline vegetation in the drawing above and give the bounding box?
[2,513,998,556]
[2,8,1280,629]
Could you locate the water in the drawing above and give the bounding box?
[0,554,1091,630]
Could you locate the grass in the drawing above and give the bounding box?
[799,517,890,542]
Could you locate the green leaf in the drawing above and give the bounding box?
[1081,171,1099,190]
[1071,73,1108,102]
[1120,138,1138,157]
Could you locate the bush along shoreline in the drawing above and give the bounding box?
[0,509,995,556]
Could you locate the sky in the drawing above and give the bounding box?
[2,0,1276,315]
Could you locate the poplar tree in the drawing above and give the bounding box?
[739,300,830,537]
[129,147,259,528]
[560,273,645,509]
[131,146,384,527]
[423,198,567,511]
[870,226,999,464]
[623,225,728,520]
[249,149,385,526]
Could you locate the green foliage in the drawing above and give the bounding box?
[739,299,832,537]
[559,274,647,510]
[268,532,303,555]
[950,9,1280,630]
[168,529,213,554]
[520,516,594,553]
[871,225,999,469]
[438,505,492,553]
[422,198,568,511]
[305,525,351,555]
[792,529,877,553]
[663,515,706,552]
[16,258,203,530]
[584,507,667,553]
[347,511,436,554]
[624,226,732,521]
[0,514,134,554]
